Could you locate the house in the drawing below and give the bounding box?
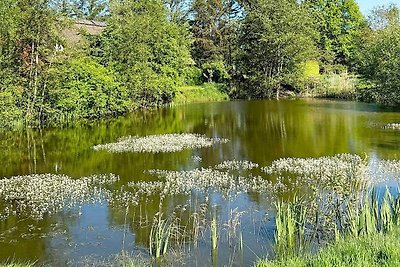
[62,19,106,47]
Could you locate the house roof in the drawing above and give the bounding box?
[75,19,107,28]
[62,19,107,47]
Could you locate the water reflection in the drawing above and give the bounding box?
[1,99,400,265]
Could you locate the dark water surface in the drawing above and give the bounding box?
[1,99,400,266]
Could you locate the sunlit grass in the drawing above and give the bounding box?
[263,188,400,266]
[256,226,400,267]
[173,83,229,105]
[0,261,35,267]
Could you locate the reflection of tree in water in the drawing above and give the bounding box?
[0,211,77,263]
[107,191,210,248]
[1,99,400,264]
[2,99,398,179]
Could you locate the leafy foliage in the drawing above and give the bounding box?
[304,0,366,67]
[0,0,61,127]
[357,5,400,106]
[237,0,318,98]
[45,57,129,124]
[1,0,400,130]
[190,0,239,83]
[51,0,108,20]
[96,0,193,107]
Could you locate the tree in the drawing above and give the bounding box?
[237,0,317,98]
[368,4,399,31]
[357,5,400,106]
[0,0,61,126]
[304,0,366,67]
[97,0,193,107]
[190,0,240,83]
[70,0,108,20]
[163,0,192,23]
[50,0,108,19]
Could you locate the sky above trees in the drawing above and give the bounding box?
[356,0,395,15]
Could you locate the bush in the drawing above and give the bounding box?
[126,64,176,108]
[357,15,400,106]
[45,57,129,124]
[182,66,203,86]
[201,60,230,83]
[289,61,321,92]
[0,89,23,129]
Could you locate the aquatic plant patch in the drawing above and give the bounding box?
[215,160,259,171]
[369,158,400,182]
[383,123,400,130]
[130,168,275,197]
[261,154,369,189]
[0,174,119,220]
[93,133,229,153]
[127,155,373,203]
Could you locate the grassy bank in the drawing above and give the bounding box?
[309,73,358,99]
[256,227,400,267]
[173,83,229,105]
[257,186,400,267]
[305,72,376,102]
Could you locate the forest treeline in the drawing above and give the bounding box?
[1,0,400,128]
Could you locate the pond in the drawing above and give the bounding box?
[1,99,400,266]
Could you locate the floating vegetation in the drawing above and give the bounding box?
[262,154,371,193]
[215,160,259,171]
[371,159,400,181]
[262,154,366,179]
[0,174,119,220]
[93,133,229,153]
[260,154,373,239]
[127,154,375,205]
[192,155,203,162]
[383,123,400,130]
[133,168,275,198]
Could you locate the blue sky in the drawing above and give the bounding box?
[356,0,397,15]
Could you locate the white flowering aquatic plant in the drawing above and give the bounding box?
[130,168,275,201]
[368,158,400,183]
[0,173,119,220]
[215,160,259,171]
[93,133,229,153]
[383,123,400,130]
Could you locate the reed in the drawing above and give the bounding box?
[211,207,218,251]
[149,215,172,259]
[272,188,400,263]
[274,198,308,258]
[0,262,35,267]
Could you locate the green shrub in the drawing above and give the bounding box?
[201,60,230,83]
[0,89,23,128]
[289,61,321,92]
[302,60,320,77]
[182,66,203,86]
[126,64,176,108]
[46,57,129,124]
[173,83,229,104]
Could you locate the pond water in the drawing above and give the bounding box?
[1,99,400,266]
